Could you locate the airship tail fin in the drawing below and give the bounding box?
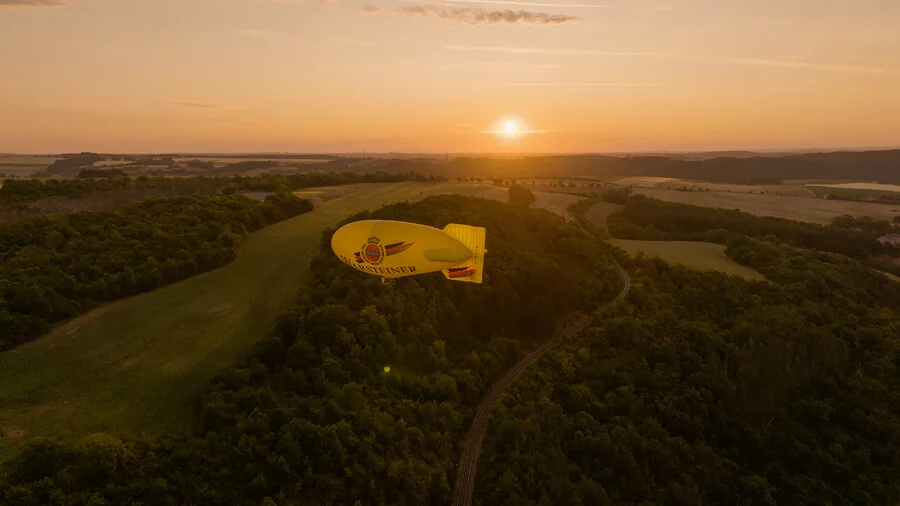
[441,224,486,284]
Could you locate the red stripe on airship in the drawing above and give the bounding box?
[384,242,414,256]
[447,267,477,278]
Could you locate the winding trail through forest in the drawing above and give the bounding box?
[450,261,630,506]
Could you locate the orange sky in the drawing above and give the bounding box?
[2,0,899,153]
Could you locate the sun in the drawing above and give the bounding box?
[503,121,519,136]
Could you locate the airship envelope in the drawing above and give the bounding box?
[331,220,486,284]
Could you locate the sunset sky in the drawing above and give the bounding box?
[2,0,899,153]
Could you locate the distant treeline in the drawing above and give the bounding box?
[806,185,900,205]
[40,154,343,177]
[0,171,418,204]
[34,148,900,182]
[76,168,128,178]
[0,192,312,351]
[351,150,900,184]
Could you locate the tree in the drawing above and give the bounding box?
[0,193,314,351]
[508,183,536,207]
[600,187,631,204]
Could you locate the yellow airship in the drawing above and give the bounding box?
[331,220,486,284]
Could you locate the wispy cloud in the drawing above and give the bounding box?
[333,37,374,47]
[722,57,900,77]
[0,0,65,5]
[215,119,256,126]
[429,0,650,8]
[445,45,900,76]
[237,28,290,41]
[481,128,553,134]
[164,102,217,109]
[362,4,581,25]
[425,61,561,70]
[505,82,672,87]
[445,44,660,56]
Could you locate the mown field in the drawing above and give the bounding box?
[0,156,57,177]
[613,176,815,197]
[0,182,503,460]
[580,201,766,281]
[531,190,583,217]
[610,239,767,281]
[632,187,900,224]
[807,182,900,193]
[584,201,622,229]
[175,157,331,165]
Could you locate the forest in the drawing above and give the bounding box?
[475,238,900,504]
[0,191,312,351]
[3,190,900,505]
[340,150,900,183]
[0,171,415,205]
[607,195,900,263]
[0,195,623,505]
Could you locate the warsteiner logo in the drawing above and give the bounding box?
[353,237,415,265]
[361,236,384,265]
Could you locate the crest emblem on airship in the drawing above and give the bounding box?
[360,237,384,265]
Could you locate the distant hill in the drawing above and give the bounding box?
[334,149,900,184]
[25,149,900,183]
[42,153,103,176]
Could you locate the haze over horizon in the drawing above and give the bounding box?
[3,0,899,153]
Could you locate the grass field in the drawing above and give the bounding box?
[0,155,57,177]
[784,179,858,185]
[612,177,815,197]
[610,239,766,281]
[174,157,331,165]
[613,176,680,187]
[584,202,622,228]
[804,185,900,204]
[632,188,900,224]
[0,182,502,460]
[807,182,900,193]
[531,191,583,217]
[91,160,135,167]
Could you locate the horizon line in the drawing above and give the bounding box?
[5,146,900,157]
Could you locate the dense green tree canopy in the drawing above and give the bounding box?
[0,193,312,351]
[0,195,622,505]
[476,245,900,505]
[3,191,900,506]
[508,183,536,207]
[75,168,127,179]
[0,171,415,205]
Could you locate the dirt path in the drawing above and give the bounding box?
[450,262,631,506]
